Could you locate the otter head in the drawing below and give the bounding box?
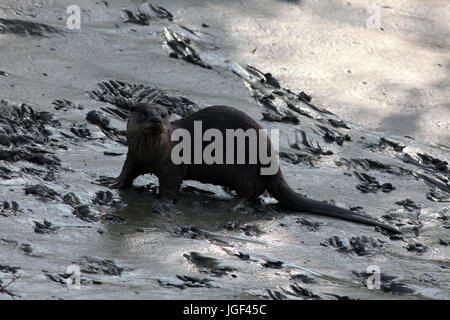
[127,103,171,137]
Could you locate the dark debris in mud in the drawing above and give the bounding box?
[62,192,81,207]
[224,220,264,236]
[366,137,405,153]
[183,252,236,277]
[354,171,395,194]
[262,111,299,124]
[34,220,59,234]
[73,205,99,222]
[265,284,321,300]
[86,110,127,145]
[25,184,61,202]
[405,242,429,253]
[395,199,422,212]
[163,28,211,69]
[315,124,351,146]
[52,99,84,112]
[0,100,61,167]
[335,158,412,176]
[234,64,346,130]
[0,18,63,37]
[77,256,123,276]
[0,265,20,274]
[352,271,415,295]
[175,226,208,240]
[44,272,103,287]
[0,200,19,217]
[295,217,322,231]
[403,153,448,173]
[122,2,173,25]
[294,128,333,156]
[279,151,316,166]
[262,260,284,269]
[158,275,216,290]
[321,235,384,256]
[89,80,200,118]
[291,273,317,284]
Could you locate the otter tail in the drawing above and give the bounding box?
[266,172,401,234]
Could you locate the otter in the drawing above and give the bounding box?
[115,103,400,234]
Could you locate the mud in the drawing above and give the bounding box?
[0,0,448,300]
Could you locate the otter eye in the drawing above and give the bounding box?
[129,106,136,112]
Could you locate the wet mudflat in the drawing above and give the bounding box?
[0,0,449,299]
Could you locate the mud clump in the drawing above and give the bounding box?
[52,99,84,112]
[291,273,317,284]
[296,217,322,231]
[183,252,235,277]
[77,256,124,276]
[354,172,395,193]
[315,124,351,146]
[321,235,384,256]
[405,242,429,253]
[34,220,59,234]
[395,199,422,212]
[73,205,99,222]
[88,80,199,117]
[262,111,299,124]
[266,285,321,300]
[279,151,316,166]
[157,275,216,290]
[0,201,19,216]
[353,271,415,295]
[62,192,81,207]
[224,220,264,236]
[0,18,62,37]
[25,184,61,202]
[163,28,212,69]
[122,2,173,25]
[0,100,61,167]
[262,260,284,269]
[0,265,20,274]
[86,110,127,145]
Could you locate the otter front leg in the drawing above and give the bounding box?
[114,155,141,189]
